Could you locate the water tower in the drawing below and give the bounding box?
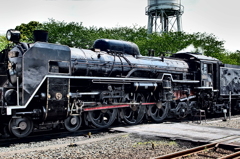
[146,0,184,34]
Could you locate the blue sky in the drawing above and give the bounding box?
[0,0,239,52]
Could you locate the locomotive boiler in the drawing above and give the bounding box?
[0,29,239,138]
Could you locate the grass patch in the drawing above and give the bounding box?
[121,134,129,138]
[133,140,178,147]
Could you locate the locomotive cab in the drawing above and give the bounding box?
[172,52,225,114]
[172,52,221,90]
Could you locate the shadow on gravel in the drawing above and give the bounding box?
[0,127,111,147]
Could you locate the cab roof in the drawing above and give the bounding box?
[172,52,222,63]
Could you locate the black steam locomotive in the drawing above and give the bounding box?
[0,29,239,138]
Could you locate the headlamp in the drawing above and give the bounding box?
[6,29,21,43]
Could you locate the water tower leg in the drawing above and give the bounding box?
[164,16,169,32]
[154,10,158,32]
[176,11,182,32]
[160,10,164,33]
[147,15,153,34]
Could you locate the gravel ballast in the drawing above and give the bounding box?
[1,116,240,159]
[199,116,240,129]
[0,132,194,159]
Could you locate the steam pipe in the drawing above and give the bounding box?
[17,77,19,106]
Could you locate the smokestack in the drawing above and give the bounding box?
[33,30,48,42]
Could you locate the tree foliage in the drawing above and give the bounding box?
[135,32,225,57]
[218,51,240,65]
[37,19,147,49]
[15,21,42,42]
[7,19,239,65]
[0,35,9,51]
[37,19,225,57]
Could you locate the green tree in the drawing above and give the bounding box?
[191,32,225,57]
[15,19,237,64]
[135,32,194,56]
[38,19,92,48]
[134,31,225,57]
[15,21,42,42]
[0,35,9,51]
[219,51,240,65]
[38,19,147,49]
[34,19,226,58]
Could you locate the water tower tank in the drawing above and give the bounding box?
[146,0,184,33]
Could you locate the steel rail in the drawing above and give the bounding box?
[154,139,240,159]
[218,151,240,159]
[154,142,218,159]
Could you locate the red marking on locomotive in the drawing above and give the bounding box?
[84,102,156,111]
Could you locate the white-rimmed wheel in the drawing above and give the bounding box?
[148,101,169,122]
[88,109,117,128]
[64,116,82,132]
[120,93,146,125]
[9,117,33,138]
[175,102,188,119]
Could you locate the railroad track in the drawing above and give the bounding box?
[0,127,113,147]
[154,136,240,159]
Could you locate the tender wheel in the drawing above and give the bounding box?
[64,116,82,132]
[88,109,117,128]
[9,117,33,138]
[120,93,146,125]
[148,101,169,122]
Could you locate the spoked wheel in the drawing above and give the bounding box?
[9,117,33,138]
[64,116,82,132]
[175,102,188,119]
[88,109,117,128]
[148,101,169,122]
[120,93,146,125]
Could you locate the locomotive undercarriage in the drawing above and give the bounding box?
[195,89,228,114]
[0,74,234,138]
[0,68,230,138]
[0,74,202,138]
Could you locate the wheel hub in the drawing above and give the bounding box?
[64,116,82,132]
[101,109,107,113]
[19,121,27,130]
[156,102,162,109]
[70,117,77,125]
[130,104,138,111]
